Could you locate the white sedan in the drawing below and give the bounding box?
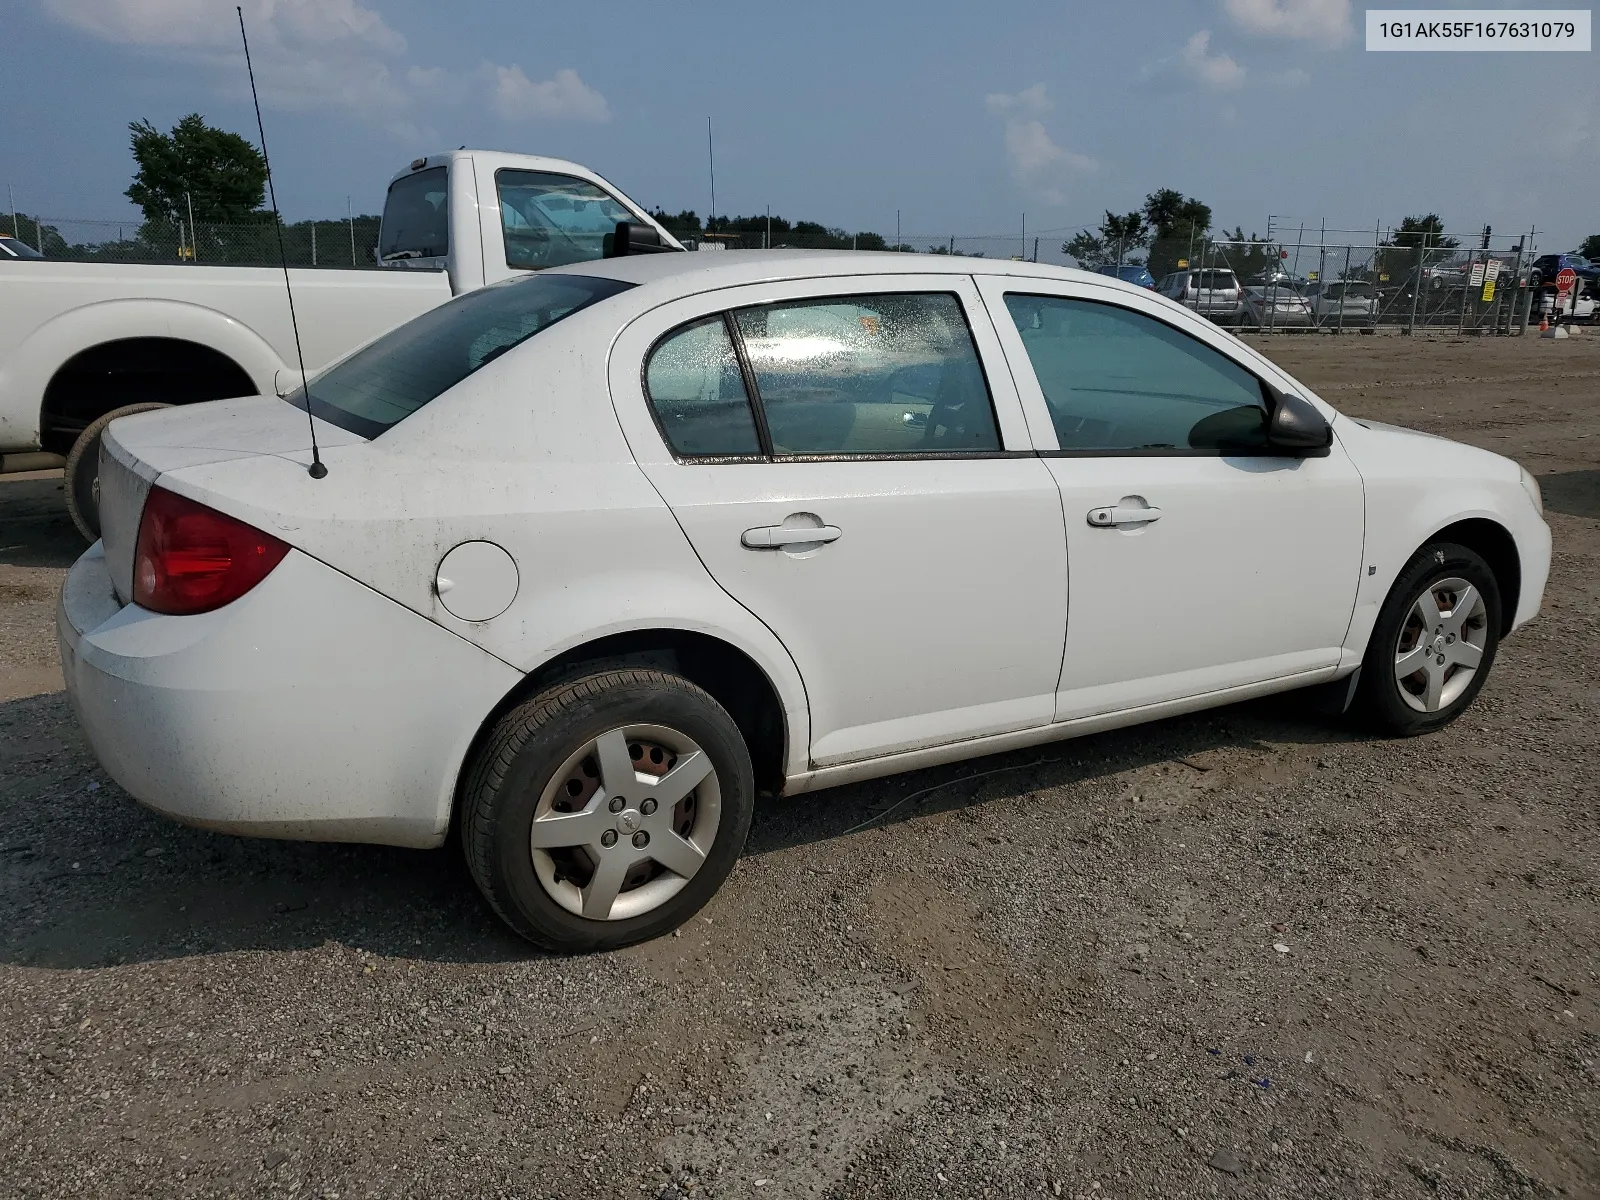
[58,249,1551,952]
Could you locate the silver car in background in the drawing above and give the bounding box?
[1306,280,1379,328]
[1156,268,1245,324]
[1242,285,1313,329]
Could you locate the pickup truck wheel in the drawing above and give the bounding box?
[64,402,171,542]
[461,668,755,953]
[1352,542,1501,737]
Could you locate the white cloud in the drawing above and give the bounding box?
[1223,0,1352,46]
[490,66,610,123]
[44,0,405,53]
[43,0,609,136]
[1269,66,1313,88]
[984,84,1097,204]
[1181,30,1247,90]
[1142,30,1248,92]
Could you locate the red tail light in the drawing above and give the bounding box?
[133,486,289,615]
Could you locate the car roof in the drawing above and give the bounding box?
[551,249,1142,296]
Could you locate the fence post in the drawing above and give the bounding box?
[311,221,317,267]
[1407,246,1423,334]
[1336,246,1350,333]
[1458,248,1474,334]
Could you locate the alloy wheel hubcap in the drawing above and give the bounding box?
[1394,576,1487,713]
[529,724,720,921]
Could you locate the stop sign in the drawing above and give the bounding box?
[1557,267,1578,293]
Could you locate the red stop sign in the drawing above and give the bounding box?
[1557,267,1577,293]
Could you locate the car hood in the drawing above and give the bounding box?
[1340,416,1522,481]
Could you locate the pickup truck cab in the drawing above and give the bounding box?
[0,150,677,537]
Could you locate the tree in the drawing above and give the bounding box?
[1390,213,1458,251]
[1577,234,1600,260]
[1062,231,1108,267]
[1142,189,1212,278]
[125,114,267,226]
[1099,210,1149,263]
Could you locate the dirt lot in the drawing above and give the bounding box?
[1,332,1597,1199]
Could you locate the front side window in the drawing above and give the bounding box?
[379,167,448,262]
[731,293,1000,455]
[496,170,637,270]
[1003,294,1270,453]
[644,317,762,457]
[289,273,634,438]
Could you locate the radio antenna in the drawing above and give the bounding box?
[237,6,326,479]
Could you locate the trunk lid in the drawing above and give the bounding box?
[98,397,365,603]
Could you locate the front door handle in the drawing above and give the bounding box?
[1087,504,1162,528]
[742,524,842,549]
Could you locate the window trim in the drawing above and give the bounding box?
[641,289,1009,464]
[995,288,1294,459]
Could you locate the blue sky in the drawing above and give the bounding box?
[3,0,1594,252]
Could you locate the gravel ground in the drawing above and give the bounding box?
[1,332,1597,1199]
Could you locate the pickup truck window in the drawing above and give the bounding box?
[496,170,636,271]
[288,273,634,438]
[380,167,448,262]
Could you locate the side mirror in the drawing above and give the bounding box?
[1267,389,1333,455]
[604,221,680,257]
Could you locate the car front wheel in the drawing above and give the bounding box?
[460,668,755,952]
[1353,542,1502,736]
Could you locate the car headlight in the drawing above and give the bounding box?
[1519,466,1544,514]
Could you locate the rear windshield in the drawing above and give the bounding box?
[287,273,634,438]
[380,167,448,262]
[1191,271,1238,288]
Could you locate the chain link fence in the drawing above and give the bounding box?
[11,211,1580,334]
[9,215,382,268]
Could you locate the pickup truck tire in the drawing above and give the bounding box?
[64,402,171,542]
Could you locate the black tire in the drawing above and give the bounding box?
[460,668,755,953]
[1352,542,1502,736]
[63,402,171,542]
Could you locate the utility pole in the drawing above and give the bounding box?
[896,209,901,249]
[185,190,198,263]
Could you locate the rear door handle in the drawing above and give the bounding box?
[742,524,843,549]
[1087,504,1162,528]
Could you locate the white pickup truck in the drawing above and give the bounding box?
[0,150,679,537]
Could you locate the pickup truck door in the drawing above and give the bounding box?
[976,275,1364,720]
[607,275,1068,769]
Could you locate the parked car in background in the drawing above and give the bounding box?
[1095,263,1156,289]
[1529,253,1600,289]
[59,250,1549,952]
[1156,267,1244,323]
[0,235,44,260]
[1247,268,1308,290]
[1242,285,1313,328]
[1306,279,1380,327]
[0,150,678,539]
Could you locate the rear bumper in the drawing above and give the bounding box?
[58,543,521,848]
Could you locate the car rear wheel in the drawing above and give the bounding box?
[460,668,755,952]
[64,402,171,542]
[1352,542,1501,736]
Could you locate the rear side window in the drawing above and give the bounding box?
[733,293,1000,455]
[496,170,638,270]
[379,167,447,262]
[645,317,762,457]
[289,273,634,438]
[1003,294,1270,453]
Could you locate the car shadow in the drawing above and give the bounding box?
[1540,469,1600,521]
[0,685,1365,971]
[0,472,83,568]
